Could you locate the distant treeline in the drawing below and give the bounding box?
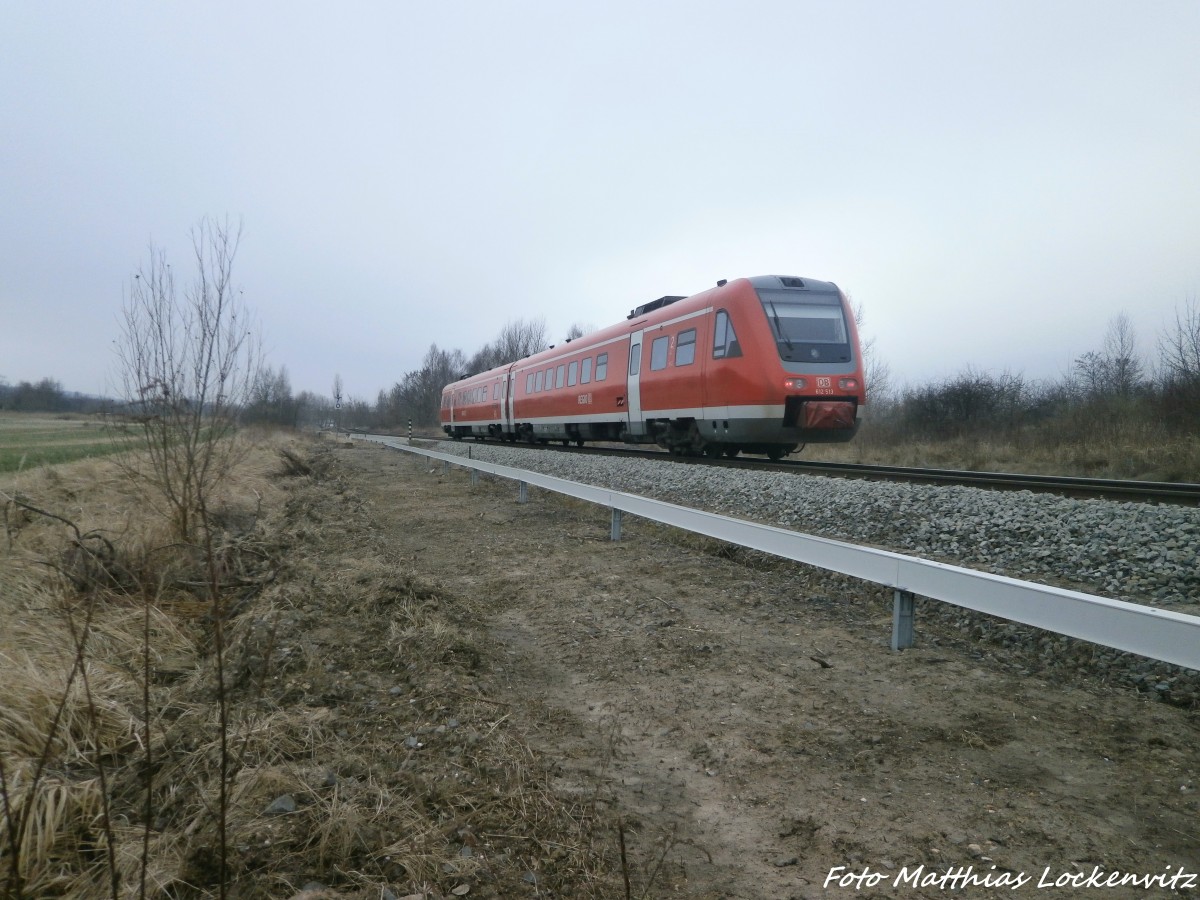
[0,377,108,414]
[868,303,1200,443]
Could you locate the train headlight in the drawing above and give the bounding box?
[838,377,859,390]
[784,377,807,390]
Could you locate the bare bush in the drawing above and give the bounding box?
[113,217,261,543]
[1156,297,1200,431]
[851,300,892,407]
[1158,296,1200,383]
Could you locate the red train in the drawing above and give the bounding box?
[439,275,865,459]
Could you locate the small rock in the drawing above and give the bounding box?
[265,794,297,816]
[773,855,799,867]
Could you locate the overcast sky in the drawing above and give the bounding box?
[2,1,1198,402]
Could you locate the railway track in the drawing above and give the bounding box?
[403,435,1200,506]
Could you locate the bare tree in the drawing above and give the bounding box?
[112,216,261,896]
[1156,296,1200,430]
[113,216,261,543]
[1102,313,1143,398]
[1072,313,1145,401]
[1159,296,1200,384]
[493,317,547,363]
[851,299,892,406]
[564,321,594,341]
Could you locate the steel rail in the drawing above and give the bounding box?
[361,434,1200,670]
[770,460,1200,504]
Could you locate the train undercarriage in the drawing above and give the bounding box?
[446,406,859,460]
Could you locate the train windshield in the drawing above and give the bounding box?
[757,290,853,363]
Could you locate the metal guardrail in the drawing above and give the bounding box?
[362,435,1200,671]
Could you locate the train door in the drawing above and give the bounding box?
[626,329,645,437]
[504,368,516,434]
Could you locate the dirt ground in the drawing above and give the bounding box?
[309,440,1198,899]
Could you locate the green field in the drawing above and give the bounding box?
[0,414,136,474]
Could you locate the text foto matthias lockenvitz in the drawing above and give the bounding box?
[825,863,1198,891]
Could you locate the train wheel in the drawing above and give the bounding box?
[703,445,722,459]
[767,447,788,460]
[723,447,740,458]
[561,440,570,447]
[575,439,585,447]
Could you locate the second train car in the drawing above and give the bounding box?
[439,275,865,459]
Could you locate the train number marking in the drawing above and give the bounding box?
[815,376,833,396]
[578,393,593,405]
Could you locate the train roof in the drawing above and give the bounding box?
[747,274,839,293]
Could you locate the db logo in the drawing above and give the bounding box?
[817,377,832,388]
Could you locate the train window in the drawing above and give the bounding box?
[713,310,743,359]
[545,367,554,389]
[650,336,669,371]
[757,289,849,361]
[567,360,578,386]
[629,344,641,376]
[675,329,697,366]
[581,357,593,384]
[596,352,608,380]
[535,370,545,392]
[492,384,498,401]
[556,365,565,388]
[526,373,535,394]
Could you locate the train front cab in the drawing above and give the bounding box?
[634,276,863,458]
[745,275,863,451]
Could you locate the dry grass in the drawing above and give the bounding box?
[802,419,1200,481]
[0,433,630,898]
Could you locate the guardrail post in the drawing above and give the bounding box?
[611,508,623,541]
[892,589,915,651]
[442,460,450,476]
[518,481,528,504]
[470,469,479,487]
[408,418,412,444]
